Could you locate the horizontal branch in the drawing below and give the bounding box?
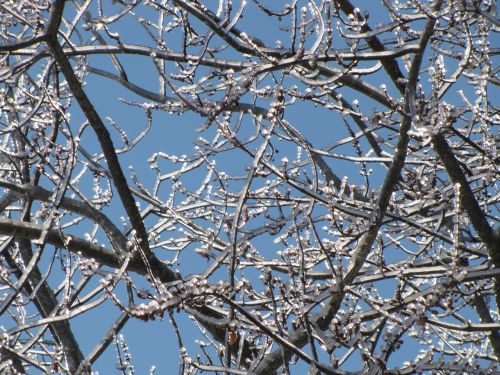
[0,179,129,254]
[9,43,420,66]
[0,216,172,279]
[0,35,45,52]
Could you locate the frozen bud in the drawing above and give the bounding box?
[148,300,160,312]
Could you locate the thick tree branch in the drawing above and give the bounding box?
[8,239,85,373]
[431,135,498,259]
[337,0,407,93]
[0,216,253,367]
[253,3,442,372]
[432,132,500,360]
[1,0,496,372]
[44,0,177,284]
[0,180,129,254]
[74,313,130,374]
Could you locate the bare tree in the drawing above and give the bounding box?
[0,0,499,373]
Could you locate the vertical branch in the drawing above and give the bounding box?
[44,0,176,283]
[253,2,442,372]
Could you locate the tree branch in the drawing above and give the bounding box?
[253,2,442,371]
[44,0,176,284]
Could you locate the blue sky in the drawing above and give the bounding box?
[1,0,498,373]
[67,1,495,373]
[74,2,397,371]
